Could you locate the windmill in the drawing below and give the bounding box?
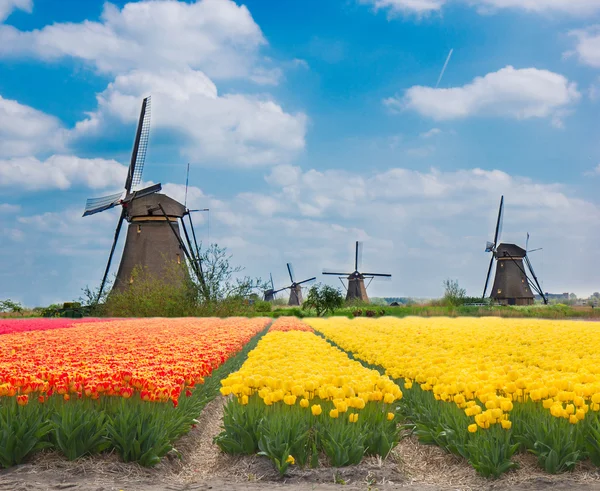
[265,263,316,305]
[482,196,547,305]
[83,96,206,300]
[323,241,391,303]
[263,273,277,302]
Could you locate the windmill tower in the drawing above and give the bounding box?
[83,97,206,299]
[265,264,316,305]
[323,241,391,303]
[482,196,547,306]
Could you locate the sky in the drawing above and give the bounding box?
[1,0,599,307]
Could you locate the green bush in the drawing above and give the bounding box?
[303,284,344,317]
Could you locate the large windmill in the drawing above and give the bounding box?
[83,96,206,300]
[264,264,316,305]
[482,196,547,305]
[323,241,391,303]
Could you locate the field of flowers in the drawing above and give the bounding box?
[0,317,269,468]
[0,318,108,335]
[307,316,600,476]
[215,317,402,474]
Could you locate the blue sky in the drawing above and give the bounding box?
[1,0,599,306]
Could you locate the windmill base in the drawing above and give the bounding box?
[346,278,369,303]
[112,220,189,293]
[492,297,534,306]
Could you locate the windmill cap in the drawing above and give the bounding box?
[127,193,186,218]
[496,243,527,258]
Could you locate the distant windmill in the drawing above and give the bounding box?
[263,273,277,302]
[323,241,391,303]
[482,196,547,305]
[83,96,206,300]
[265,264,316,305]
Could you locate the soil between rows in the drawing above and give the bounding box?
[2,397,600,491]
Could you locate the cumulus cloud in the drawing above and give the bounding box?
[9,165,600,305]
[359,0,445,15]
[0,155,126,191]
[72,68,307,166]
[359,0,600,15]
[0,0,270,81]
[0,1,307,167]
[420,128,442,138]
[568,26,600,68]
[387,66,580,125]
[0,203,20,213]
[585,164,600,176]
[0,95,66,157]
[0,0,31,22]
[470,0,600,15]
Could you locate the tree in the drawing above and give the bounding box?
[302,284,344,317]
[442,278,466,306]
[193,243,267,303]
[0,299,23,314]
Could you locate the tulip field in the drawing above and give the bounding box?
[2,315,600,480]
[216,317,402,474]
[0,317,269,468]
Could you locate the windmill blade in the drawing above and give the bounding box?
[287,262,295,283]
[83,191,123,217]
[528,248,543,253]
[97,208,127,301]
[297,277,317,286]
[125,96,151,193]
[482,254,495,299]
[355,241,363,271]
[362,273,392,277]
[526,232,530,253]
[323,271,352,276]
[273,286,291,294]
[493,195,504,246]
[270,273,274,291]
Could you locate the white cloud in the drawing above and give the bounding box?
[73,68,307,166]
[585,164,600,176]
[388,66,580,125]
[6,166,600,305]
[0,0,31,22]
[0,95,66,158]
[568,26,600,68]
[0,0,269,81]
[420,128,442,138]
[359,0,445,15]
[359,0,600,16]
[0,203,20,213]
[470,0,600,15]
[0,155,126,191]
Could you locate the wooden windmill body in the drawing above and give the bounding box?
[323,241,391,303]
[112,194,187,292]
[490,244,534,306]
[83,97,206,299]
[483,197,547,306]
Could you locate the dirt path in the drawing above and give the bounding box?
[2,398,600,491]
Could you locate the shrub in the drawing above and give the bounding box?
[303,284,344,317]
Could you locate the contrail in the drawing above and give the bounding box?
[435,48,453,89]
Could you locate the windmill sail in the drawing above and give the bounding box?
[83,191,124,217]
[125,96,151,193]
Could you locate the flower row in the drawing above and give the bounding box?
[0,317,270,404]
